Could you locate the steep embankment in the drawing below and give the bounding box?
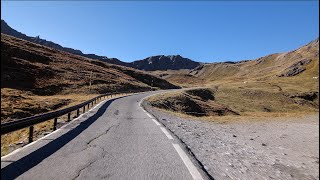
[1,34,179,122]
[147,88,239,117]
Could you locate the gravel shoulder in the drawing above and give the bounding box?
[143,103,319,180]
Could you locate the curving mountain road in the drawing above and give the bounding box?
[1,91,208,180]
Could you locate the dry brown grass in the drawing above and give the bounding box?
[1,88,100,122]
[157,38,319,91]
[1,33,178,156]
[146,82,318,120]
[1,33,177,97]
[146,38,319,120]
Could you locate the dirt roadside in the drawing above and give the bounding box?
[144,103,319,180]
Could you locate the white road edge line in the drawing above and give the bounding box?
[172,143,204,180]
[1,99,107,160]
[160,127,173,140]
[151,118,161,126]
[146,113,153,118]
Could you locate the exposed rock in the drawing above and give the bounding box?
[185,88,215,101]
[289,92,318,101]
[278,59,312,77]
[148,90,238,117]
[131,55,201,71]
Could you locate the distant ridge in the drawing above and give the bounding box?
[1,19,129,67]
[1,19,200,71]
[132,55,201,71]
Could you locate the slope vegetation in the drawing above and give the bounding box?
[148,38,319,117]
[175,38,319,89]
[1,34,179,122]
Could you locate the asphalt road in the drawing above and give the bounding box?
[1,91,208,180]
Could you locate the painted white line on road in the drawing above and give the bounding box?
[151,118,161,126]
[172,143,204,180]
[160,127,173,140]
[146,113,153,118]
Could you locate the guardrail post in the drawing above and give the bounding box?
[77,109,80,117]
[28,126,34,143]
[95,99,96,104]
[87,104,89,109]
[53,118,58,131]
[91,101,93,106]
[68,113,71,122]
[83,106,85,113]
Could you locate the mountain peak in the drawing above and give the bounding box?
[131,55,200,71]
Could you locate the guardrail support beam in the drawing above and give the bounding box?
[53,118,58,131]
[28,126,34,143]
[83,106,85,113]
[68,113,71,122]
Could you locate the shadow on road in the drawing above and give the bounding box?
[1,98,119,180]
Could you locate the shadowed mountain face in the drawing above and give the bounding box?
[131,55,201,71]
[1,20,199,71]
[1,33,179,95]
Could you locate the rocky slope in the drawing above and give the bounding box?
[131,55,201,71]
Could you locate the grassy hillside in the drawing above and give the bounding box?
[157,38,319,91]
[1,34,179,122]
[147,38,319,118]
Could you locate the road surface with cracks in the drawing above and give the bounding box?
[1,91,209,180]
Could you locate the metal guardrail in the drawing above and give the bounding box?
[1,90,143,143]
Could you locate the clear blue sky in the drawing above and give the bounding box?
[1,1,319,63]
